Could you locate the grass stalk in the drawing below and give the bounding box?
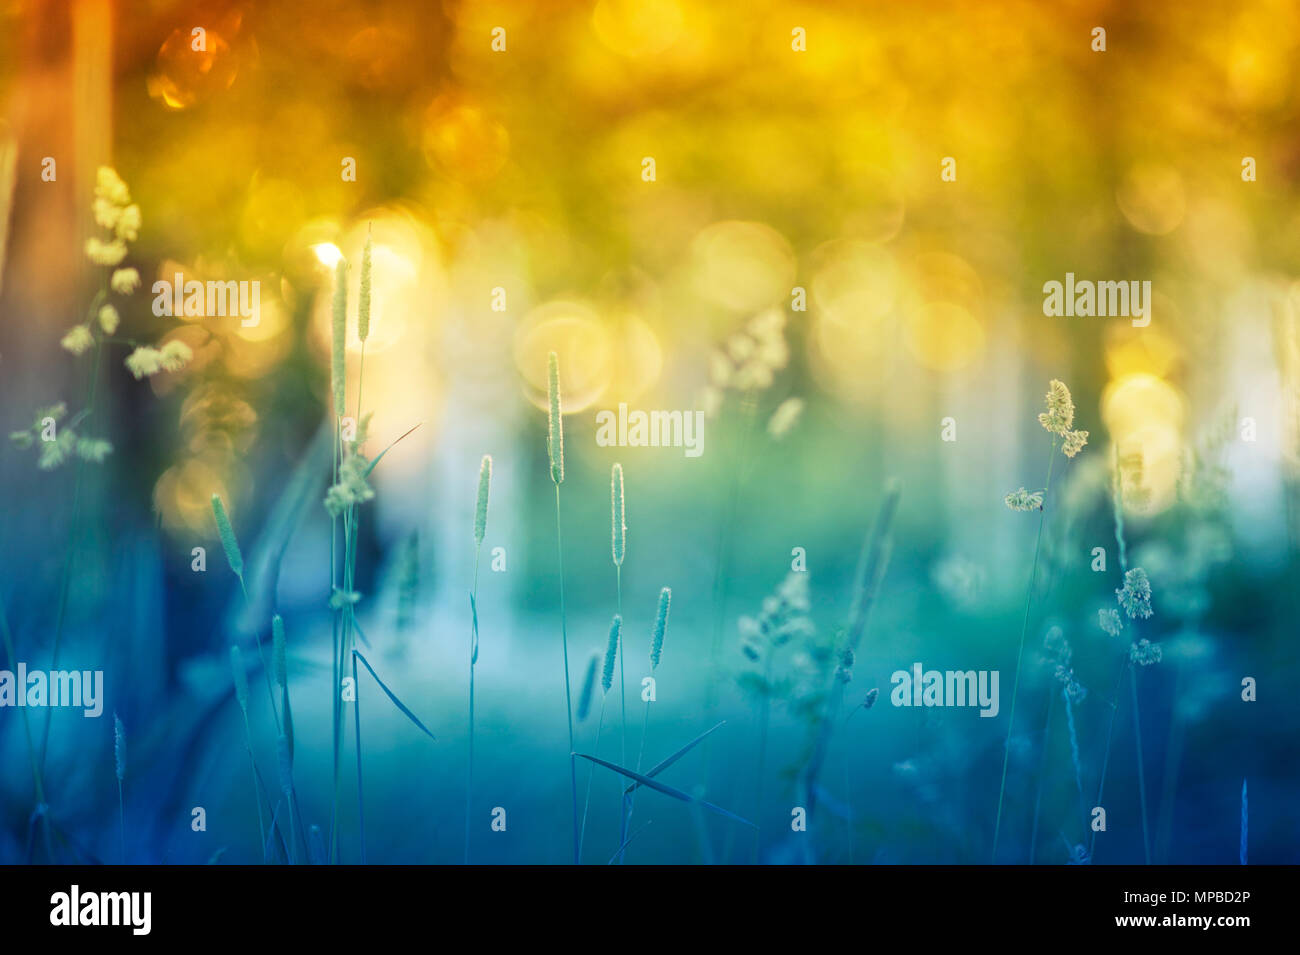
[466,454,491,864]
[751,652,775,864]
[621,586,670,863]
[352,651,365,863]
[578,698,608,863]
[992,436,1057,862]
[38,330,105,777]
[798,480,900,822]
[547,352,579,865]
[1028,692,1055,863]
[1130,666,1151,864]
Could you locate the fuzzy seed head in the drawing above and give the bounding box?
[210,493,243,578]
[1098,607,1124,637]
[1062,429,1089,458]
[601,614,622,693]
[649,586,671,670]
[1038,379,1075,435]
[1117,567,1154,620]
[475,454,492,545]
[767,397,804,440]
[358,230,373,343]
[331,259,348,416]
[272,614,287,688]
[1004,487,1044,512]
[1129,637,1163,666]
[611,463,625,567]
[113,713,125,781]
[547,351,564,485]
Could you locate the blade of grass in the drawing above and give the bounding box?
[621,721,727,794]
[362,423,422,478]
[352,649,437,740]
[577,752,755,828]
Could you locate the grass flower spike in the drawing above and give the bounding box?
[611,463,625,567]
[547,351,564,485]
[60,326,94,355]
[210,493,243,578]
[1004,488,1043,511]
[1037,380,1075,435]
[602,615,622,694]
[113,713,126,782]
[650,587,671,670]
[1117,567,1153,619]
[358,229,373,343]
[475,454,492,545]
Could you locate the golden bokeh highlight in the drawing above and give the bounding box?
[147,26,239,111]
[811,239,900,325]
[1116,163,1186,236]
[592,0,685,58]
[515,301,615,413]
[904,301,985,373]
[1102,372,1187,513]
[690,221,796,314]
[422,94,510,183]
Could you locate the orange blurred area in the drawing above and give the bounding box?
[1,0,1296,530]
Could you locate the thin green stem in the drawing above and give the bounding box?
[465,544,481,865]
[353,651,365,864]
[38,329,105,775]
[328,413,340,863]
[752,652,774,865]
[238,576,281,730]
[578,699,607,863]
[1028,692,1056,864]
[616,566,626,784]
[1090,658,1129,859]
[239,710,268,862]
[992,436,1057,862]
[704,391,759,793]
[555,484,578,865]
[1130,666,1151,864]
[619,691,651,864]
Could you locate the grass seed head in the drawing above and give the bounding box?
[650,586,671,670]
[1117,567,1154,619]
[210,493,243,578]
[358,229,373,343]
[611,463,625,566]
[475,454,492,545]
[547,351,564,485]
[113,713,125,781]
[602,614,622,693]
[1038,379,1075,435]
